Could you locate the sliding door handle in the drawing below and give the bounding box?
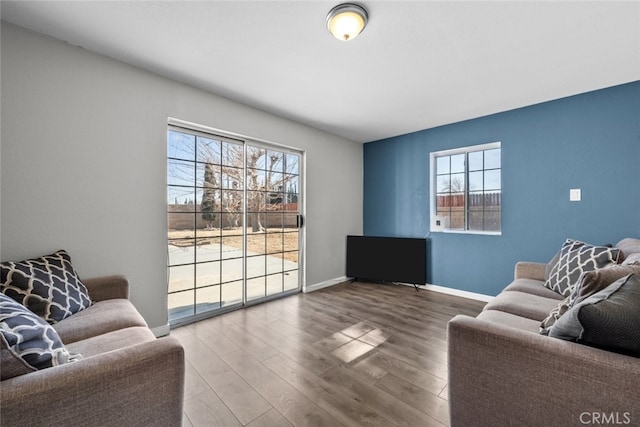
[296,214,304,228]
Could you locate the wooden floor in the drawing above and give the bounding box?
[171,281,486,427]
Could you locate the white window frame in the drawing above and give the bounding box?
[429,141,502,235]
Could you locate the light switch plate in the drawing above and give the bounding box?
[570,188,581,201]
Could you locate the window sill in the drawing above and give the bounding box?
[430,229,502,236]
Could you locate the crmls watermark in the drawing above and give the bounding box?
[579,412,631,425]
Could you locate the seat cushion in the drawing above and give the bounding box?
[616,238,640,257]
[476,309,541,333]
[483,291,560,321]
[66,326,156,358]
[622,253,640,266]
[53,299,147,344]
[503,279,563,300]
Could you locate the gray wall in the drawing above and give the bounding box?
[0,22,363,330]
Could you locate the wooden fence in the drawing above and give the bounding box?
[436,192,501,231]
[168,203,298,230]
[437,192,501,208]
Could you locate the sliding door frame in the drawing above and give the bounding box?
[167,118,305,328]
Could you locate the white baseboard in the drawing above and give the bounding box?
[401,282,494,302]
[151,324,171,338]
[303,276,493,303]
[304,276,348,293]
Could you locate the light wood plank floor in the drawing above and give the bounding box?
[171,281,486,427]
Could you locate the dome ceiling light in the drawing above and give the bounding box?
[326,3,369,41]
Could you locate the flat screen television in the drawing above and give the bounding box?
[346,235,427,285]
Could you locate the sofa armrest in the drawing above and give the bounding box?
[83,275,129,301]
[514,261,546,281]
[0,336,185,427]
[447,315,640,427]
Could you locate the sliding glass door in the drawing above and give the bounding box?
[245,145,301,301]
[167,125,302,325]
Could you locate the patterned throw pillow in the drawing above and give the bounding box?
[544,239,621,297]
[0,293,82,380]
[0,250,92,324]
[544,250,561,281]
[539,296,570,335]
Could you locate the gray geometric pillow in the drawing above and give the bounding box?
[0,293,82,380]
[0,250,92,324]
[544,239,620,297]
[539,295,570,335]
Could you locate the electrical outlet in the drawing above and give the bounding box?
[431,215,448,231]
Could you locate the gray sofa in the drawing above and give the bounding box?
[447,238,640,427]
[1,275,185,427]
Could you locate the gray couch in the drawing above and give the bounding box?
[447,239,640,427]
[1,275,185,427]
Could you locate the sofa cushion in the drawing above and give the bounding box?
[616,238,640,257]
[0,293,81,380]
[53,299,148,344]
[476,310,541,333]
[483,291,560,321]
[544,239,620,297]
[622,253,640,266]
[0,250,92,324]
[66,326,156,358]
[503,278,563,300]
[548,274,640,356]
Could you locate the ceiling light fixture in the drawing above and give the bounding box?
[326,3,368,41]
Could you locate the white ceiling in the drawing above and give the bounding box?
[2,1,639,143]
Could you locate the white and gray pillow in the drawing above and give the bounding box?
[539,295,570,335]
[0,250,92,324]
[0,293,81,380]
[544,239,621,297]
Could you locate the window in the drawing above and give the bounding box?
[430,142,501,234]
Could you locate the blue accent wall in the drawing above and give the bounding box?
[363,81,640,296]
